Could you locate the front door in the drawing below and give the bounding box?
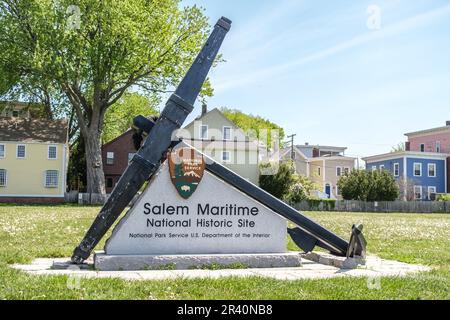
[325,184,331,198]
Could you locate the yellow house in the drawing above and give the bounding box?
[282,144,356,199]
[178,107,261,185]
[0,117,69,203]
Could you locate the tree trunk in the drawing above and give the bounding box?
[83,126,106,195]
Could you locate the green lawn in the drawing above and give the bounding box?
[0,204,449,300]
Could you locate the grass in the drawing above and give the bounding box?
[0,205,449,300]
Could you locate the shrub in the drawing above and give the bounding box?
[337,169,399,201]
[284,182,308,203]
[259,161,296,199]
[437,194,450,201]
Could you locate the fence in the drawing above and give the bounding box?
[293,200,450,213]
[65,191,141,205]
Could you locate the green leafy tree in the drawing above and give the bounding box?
[102,92,159,144]
[259,161,296,199]
[221,108,285,147]
[338,169,400,201]
[0,0,211,194]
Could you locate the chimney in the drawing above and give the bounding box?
[201,103,208,116]
[312,148,320,158]
[446,121,450,126]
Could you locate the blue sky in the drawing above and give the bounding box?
[179,0,450,159]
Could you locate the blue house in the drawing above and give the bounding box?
[362,151,448,201]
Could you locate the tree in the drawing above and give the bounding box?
[221,108,285,148]
[391,142,405,153]
[397,177,417,201]
[102,92,159,144]
[337,170,400,201]
[259,161,296,199]
[67,136,87,191]
[284,175,318,203]
[0,0,211,194]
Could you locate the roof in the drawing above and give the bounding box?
[309,155,356,161]
[182,108,257,143]
[281,146,308,159]
[183,108,238,130]
[0,117,68,144]
[296,144,347,151]
[362,150,450,162]
[102,129,133,148]
[404,123,450,137]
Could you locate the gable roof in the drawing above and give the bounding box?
[281,146,308,160]
[102,129,134,148]
[296,144,347,152]
[184,107,239,130]
[0,117,68,144]
[404,124,450,137]
[183,108,255,143]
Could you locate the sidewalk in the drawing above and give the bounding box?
[12,256,430,281]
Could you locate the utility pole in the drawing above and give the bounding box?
[287,134,296,160]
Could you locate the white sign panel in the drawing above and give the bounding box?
[105,162,287,255]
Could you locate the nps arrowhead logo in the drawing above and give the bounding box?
[168,147,205,199]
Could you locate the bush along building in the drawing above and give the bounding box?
[281,143,356,200]
[363,121,450,201]
[0,117,69,203]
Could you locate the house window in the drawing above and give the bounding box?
[106,177,114,188]
[379,165,385,171]
[394,163,400,177]
[428,163,436,177]
[45,170,59,188]
[222,151,231,163]
[0,169,6,186]
[336,186,340,196]
[414,186,422,200]
[436,141,441,153]
[223,126,232,140]
[48,145,57,159]
[428,186,437,201]
[12,110,19,117]
[17,145,26,158]
[0,144,5,158]
[317,167,321,176]
[413,163,422,177]
[200,125,208,139]
[336,167,342,176]
[128,153,135,163]
[420,144,425,152]
[371,166,377,172]
[106,152,114,165]
[344,167,350,175]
